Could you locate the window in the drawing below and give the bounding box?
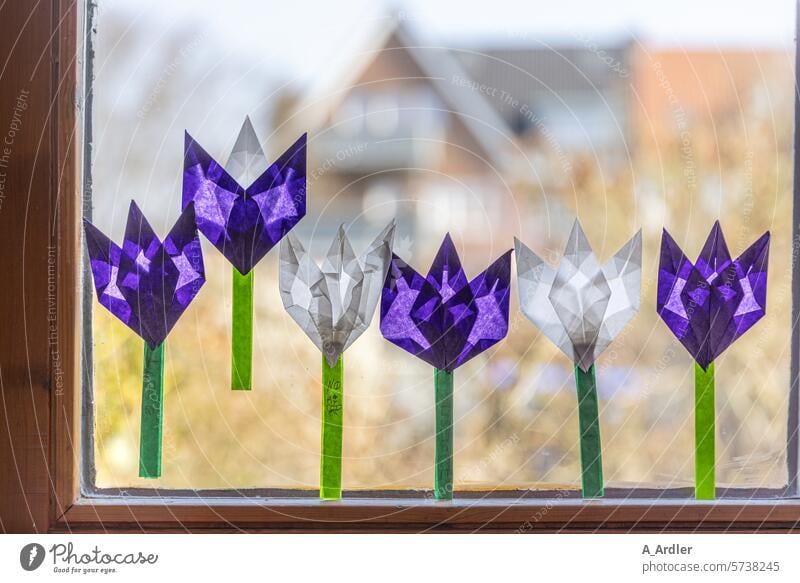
[89,0,797,496]
[2,0,800,534]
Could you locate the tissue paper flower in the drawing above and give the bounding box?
[515,220,642,497]
[381,234,512,372]
[657,221,769,499]
[380,234,512,499]
[657,222,769,369]
[183,117,306,390]
[279,222,395,499]
[84,201,206,478]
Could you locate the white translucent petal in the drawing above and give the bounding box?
[515,221,642,371]
[225,116,269,186]
[279,222,395,366]
[514,237,574,362]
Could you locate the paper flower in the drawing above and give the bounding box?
[380,234,512,499]
[657,221,769,499]
[381,235,512,372]
[279,222,395,499]
[183,117,307,390]
[657,222,770,368]
[515,220,642,497]
[84,201,206,478]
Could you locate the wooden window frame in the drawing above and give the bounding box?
[2,0,800,533]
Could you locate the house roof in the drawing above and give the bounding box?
[457,42,632,95]
[454,42,632,135]
[287,16,516,170]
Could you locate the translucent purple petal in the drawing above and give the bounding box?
[694,221,732,281]
[380,235,512,372]
[85,202,206,347]
[708,231,769,361]
[380,253,445,369]
[183,132,306,274]
[452,250,513,368]
[84,219,139,334]
[656,224,769,368]
[426,233,468,301]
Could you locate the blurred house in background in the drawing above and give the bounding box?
[456,39,634,160]
[275,16,792,262]
[632,49,790,144]
[277,17,636,257]
[280,17,513,256]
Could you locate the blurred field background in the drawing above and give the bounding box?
[91,0,794,491]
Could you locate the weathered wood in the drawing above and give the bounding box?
[0,0,60,533]
[50,0,81,526]
[0,0,79,533]
[58,496,800,533]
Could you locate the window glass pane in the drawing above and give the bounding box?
[91,0,795,491]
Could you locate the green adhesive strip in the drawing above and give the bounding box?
[321,354,344,500]
[695,361,716,500]
[575,363,603,498]
[231,267,254,391]
[434,368,454,500]
[139,341,165,479]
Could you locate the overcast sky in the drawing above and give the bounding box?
[107,0,796,83]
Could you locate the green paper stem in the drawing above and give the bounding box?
[231,267,254,391]
[695,361,715,500]
[139,341,165,479]
[434,368,454,500]
[575,363,603,498]
[321,354,344,500]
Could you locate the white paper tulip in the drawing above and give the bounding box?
[279,222,395,366]
[515,220,642,371]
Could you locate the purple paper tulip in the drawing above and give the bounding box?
[183,125,307,391]
[84,201,206,348]
[182,132,306,275]
[380,234,512,372]
[657,221,770,369]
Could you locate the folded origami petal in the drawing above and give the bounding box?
[183,119,307,274]
[380,234,512,372]
[515,220,642,371]
[84,201,206,348]
[279,221,396,366]
[657,221,770,369]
